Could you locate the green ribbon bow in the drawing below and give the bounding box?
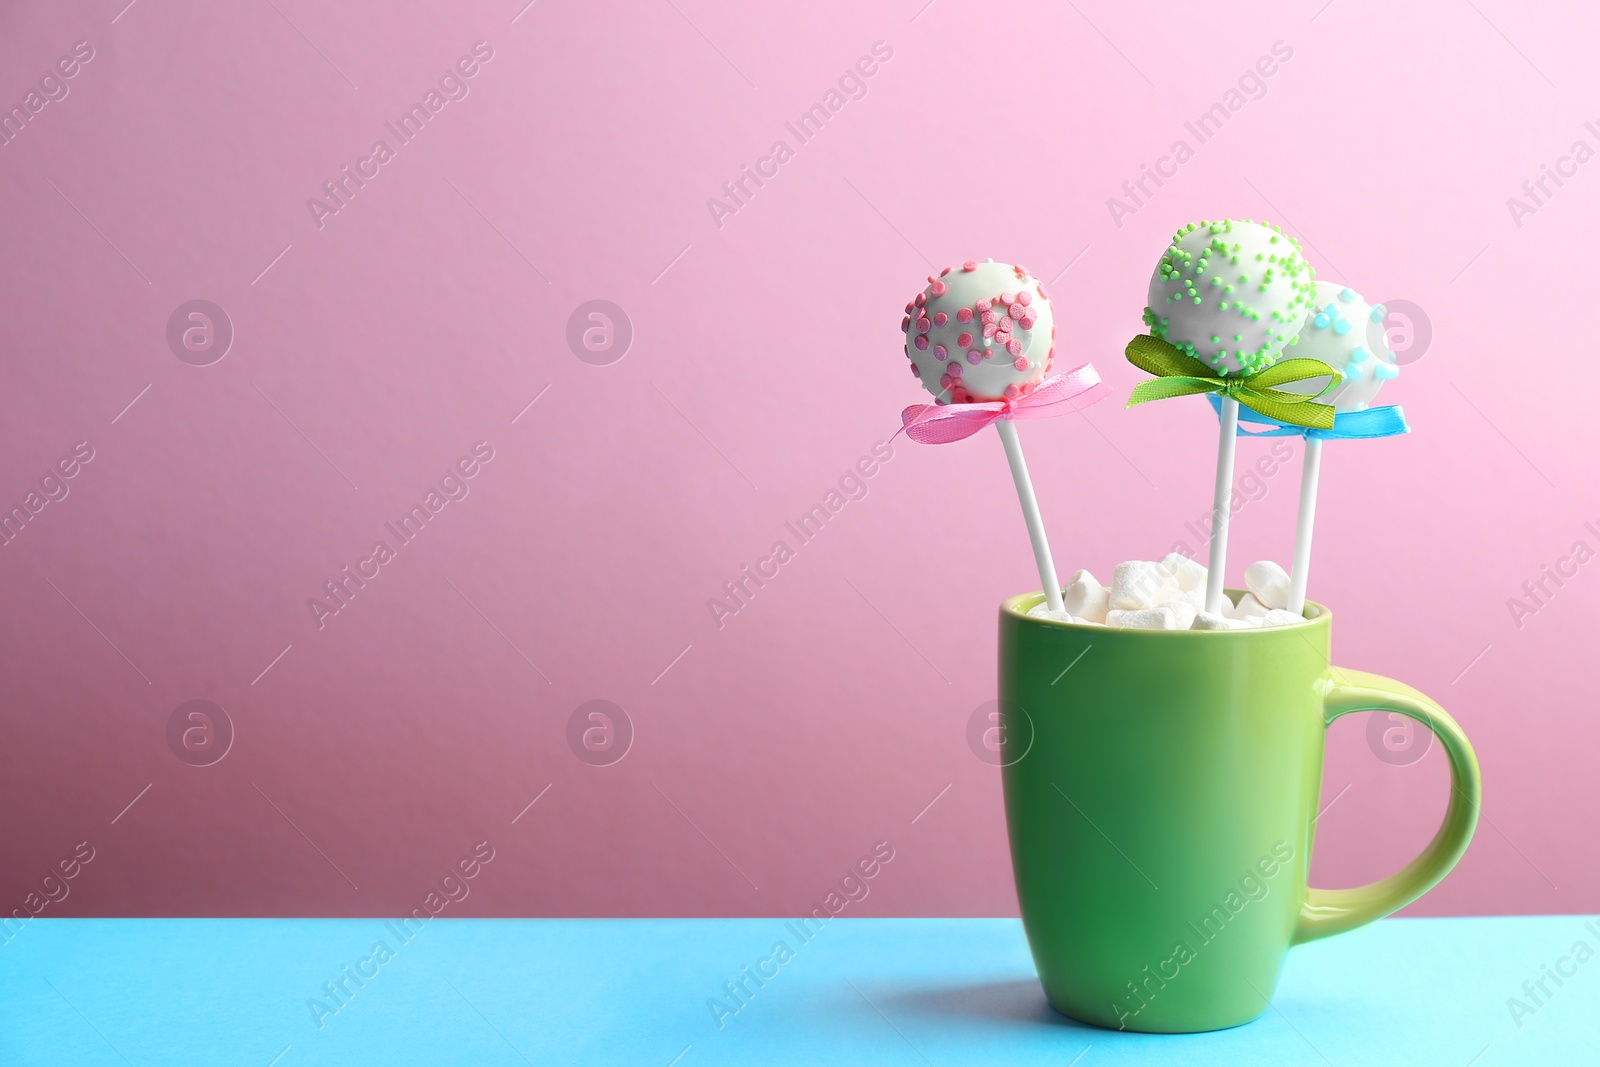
[1124,335,1343,431]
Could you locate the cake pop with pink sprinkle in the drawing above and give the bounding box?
[897,259,1108,616]
[903,259,1057,404]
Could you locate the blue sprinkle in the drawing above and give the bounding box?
[1333,319,1351,335]
[1374,362,1398,380]
[1339,287,1357,303]
[1370,305,1387,323]
[1348,346,1371,363]
[1346,364,1366,380]
[1313,313,1330,329]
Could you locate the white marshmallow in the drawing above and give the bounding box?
[1160,552,1208,593]
[1044,558,1304,632]
[1229,593,1270,620]
[1244,560,1291,611]
[1110,561,1179,611]
[1191,610,1248,630]
[1027,601,1103,627]
[1259,608,1308,628]
[1062,570,1111,623]
[1107,607,1185,630]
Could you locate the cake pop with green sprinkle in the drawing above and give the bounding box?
[1144,219,1316,376]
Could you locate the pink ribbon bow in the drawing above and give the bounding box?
[899,363,1112,444]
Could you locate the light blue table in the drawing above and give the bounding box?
[4,916,1594,1065]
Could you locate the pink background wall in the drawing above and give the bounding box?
[0,0,1591,920]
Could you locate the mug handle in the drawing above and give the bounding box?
[1293,668,1483,945]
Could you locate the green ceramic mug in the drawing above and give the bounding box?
[997,590,1481,1034]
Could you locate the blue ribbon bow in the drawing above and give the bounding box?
[1206,393,1410,440]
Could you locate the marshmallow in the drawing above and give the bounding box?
[1230,592,1269,620]
[1244,560,1291,611]
[1031,558,1308,632]
[1110,561,1179,611]
[1160,552,1208,593]
[1062,570,1111,623]
[1191,610,1249,630]
[1259,608,1308,628]
[1107,607,1185,630]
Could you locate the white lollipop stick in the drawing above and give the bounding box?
[994,419,1064,614]
[1286,437,1322,617]
[1204,398,1239,614]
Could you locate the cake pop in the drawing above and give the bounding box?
[903,259,1055,403]
[899,260,1107,615]
[1145,219,1316,376]
[1288,281,1399,411]
[1130,219,1328,614]
[1264,280,1407,616]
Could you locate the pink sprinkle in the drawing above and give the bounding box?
[983,323,999,339]
[904,301,914,313]
[1000,292,1015,305]
[962,260,978,271]
[981,310,998,326]
[1007,338,1023,357]
[957,332,973,347]
[901,316,910,332]
[975,298,992,313]
[1013,356,1029,371]
[914,293,926,308]
[934,344,947,361]
[1037,283,1049,299]
[956,307,974,323]
[932,312,948,327]
[913,334,929,350]
[948,361,963,376]
[951,386,970,403]
[983,348,995,360]
[1004,384,1021,399]
[966,350,982,365]
[1016,290,1032,307]
[916,317,931,333]
[1020,314,1036,330]
[930,281,947,297]
[939,266,952,276]
[1009,303,1024,320]
[911,363,922,377]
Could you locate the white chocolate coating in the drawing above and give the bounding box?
[1144,219,1316,376]
[901,260,1055,403]
[1286,280,1399,412]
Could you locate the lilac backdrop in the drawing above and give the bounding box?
[0,0,1591,919]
